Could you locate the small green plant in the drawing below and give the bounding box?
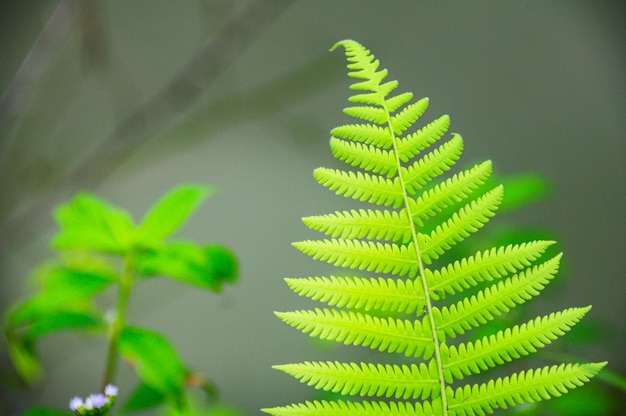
[4,185,238,415]
[264,40,606,415]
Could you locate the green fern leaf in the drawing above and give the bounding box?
[293,239,419,276]
[276,308,433,358]
[427,240,555,297]
[302,209,411,243]
[267,39,605,415]
[332,124,393,149]
[390,98,430,135]
[263,399,438,416]
[410,160,493,227]
[435,255,562,338]
[273,361,439,400]
[447,362,607,415]
[330,137,398,177]
[386,92,415,113]
[344,106,388,124]
[441,307,591,382]
[401,134,464,194]
[313,168,403,207]
[397,114,451,162]
[285,275,424,314]
[418,186,503,263]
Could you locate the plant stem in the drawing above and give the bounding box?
[385,105,449,415]
[102,252,136,389]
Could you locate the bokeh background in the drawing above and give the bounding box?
[1,1,624,414]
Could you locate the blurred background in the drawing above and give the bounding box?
[1,0,624,414]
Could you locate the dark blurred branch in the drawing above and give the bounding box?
[0,0,296,252]
[0,1,73,167]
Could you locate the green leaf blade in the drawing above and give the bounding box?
[137,242,237,292]
[7,265,115,326]
[5,311,103,384]
[436,254,562,338]
[442,307,592,382]
[52,193,135,254]
[23,311,103,340]
[118,327,187,404]
[410,160,492,227]
[330,137,397,177]
[293,239,418,277]
[302,208,410,243]
[137,184,211,245]
[285,276,424,314]
[331,124,393,149]
[274,361,439,400]
[314,168,403,208]
[263,399,436,416]
[401,134,464,195]
[397,115,450,162]
[390,98,429,136]
[5,332,43,384]
[448,362,607,414]
[419,185,504,263]
[428,240,556,297]
[343,106,388,124]
[276,309,433,358]
[122,382,167,413]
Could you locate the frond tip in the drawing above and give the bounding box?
[268,39,605,415]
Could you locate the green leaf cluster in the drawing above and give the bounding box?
[263,40,606,415]
[4,185,238,414]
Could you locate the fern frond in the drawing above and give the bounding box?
[273,361,439,400]
[447,362,607,415]
[285,276,424,314]
[267,39,605,415]
[276,308,433,358]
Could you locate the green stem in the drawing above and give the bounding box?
[102,252,136,389]
[385,105,449,414]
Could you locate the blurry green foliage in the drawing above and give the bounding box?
[3,185,241,415]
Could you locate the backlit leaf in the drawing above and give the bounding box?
[51,193,135,254]
[137,184,211,246]
[118,327,186,404]
[137,242,237,292]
